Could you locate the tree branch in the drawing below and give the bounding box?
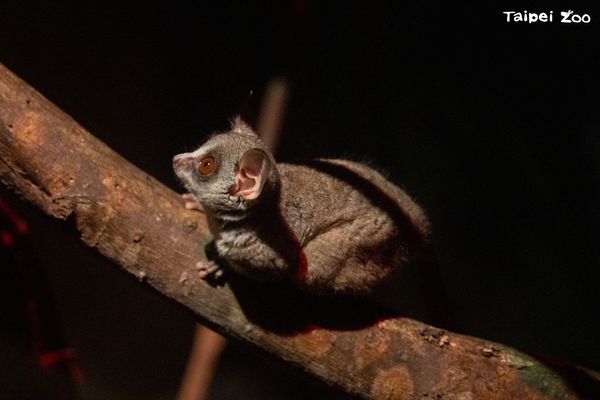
[0,63,598,400]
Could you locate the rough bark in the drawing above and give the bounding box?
[0,63,598,400]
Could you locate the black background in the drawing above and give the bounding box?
[1,2,599,399]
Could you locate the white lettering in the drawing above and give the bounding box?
[561,10,591,23]
[503,10,590,24]
[561,10,574,23]
[504,11,515,22]
[529,13,539,23]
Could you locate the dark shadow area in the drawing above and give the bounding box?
[535,356,600,400]
[204,241,395,334]
[227,273,393,335]
[0,196,81,399]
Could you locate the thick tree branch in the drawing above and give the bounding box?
[0,63,598,400]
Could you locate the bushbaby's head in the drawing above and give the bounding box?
[173,118,279,218]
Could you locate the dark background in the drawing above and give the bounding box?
[1,2,599,399]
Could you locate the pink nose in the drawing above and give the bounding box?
[173,154,194,173]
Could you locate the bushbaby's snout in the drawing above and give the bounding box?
[173,153,195,176]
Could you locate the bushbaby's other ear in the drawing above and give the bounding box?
[231,115,257,136]
[229,149,272,200]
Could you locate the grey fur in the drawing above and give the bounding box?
[173,120,431,295]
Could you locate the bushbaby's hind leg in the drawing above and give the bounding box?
[331,255,393,294]
[195,260,224,280]
[298,225,377,295]
[301,230,396,295]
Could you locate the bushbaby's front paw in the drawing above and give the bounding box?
[182,193,204,212]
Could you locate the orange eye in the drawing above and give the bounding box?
[198,156,216,175]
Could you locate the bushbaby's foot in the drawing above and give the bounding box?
[182,193,204,212]
[195,260,225,286]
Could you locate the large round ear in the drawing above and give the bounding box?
[229,149,272,200]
